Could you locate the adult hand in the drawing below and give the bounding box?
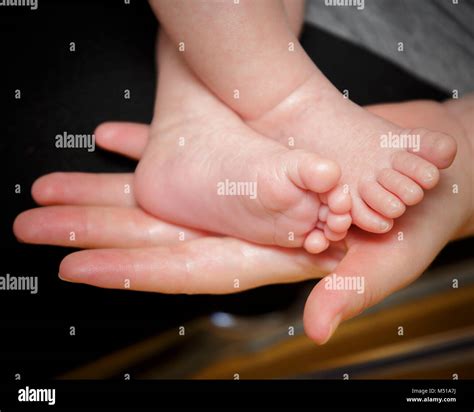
[14,99,473,344]
[14,122,342,295]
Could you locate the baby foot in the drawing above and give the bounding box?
[134,107,351,253]
[249,74,457,233]
[304,97,473,343]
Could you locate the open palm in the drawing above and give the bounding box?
[14,99,471,343]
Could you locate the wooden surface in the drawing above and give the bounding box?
[61,259,474,380]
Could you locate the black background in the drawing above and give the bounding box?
[1,0,472,380]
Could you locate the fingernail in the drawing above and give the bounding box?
[380,221,390,232]
[423,167,437,183]
[389,199,402,213]
[58,272,72,282]
[320,313,342,344]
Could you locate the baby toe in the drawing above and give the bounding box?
[304,229,330,254]
[377,168,424,206]
[391,151,440,190]
[324,226,347,242]
[326,212,352,233]
[351,196,393,233]
[359,180,406,219]
[318,205,330,222]
[327,184,352,214]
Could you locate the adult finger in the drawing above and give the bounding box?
[32,172,137,207]
[13,206,206,248]
[95,122,149,160]
[303,205,455,344]
[59,237,343,294]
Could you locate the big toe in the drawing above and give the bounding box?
[287,150,341,193]
[408,128,457,169]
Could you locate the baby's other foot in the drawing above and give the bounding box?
[250,74,457,233]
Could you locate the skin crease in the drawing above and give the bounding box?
[149,0,458,236]
[14,96,474,344]
[12,0,473,344]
